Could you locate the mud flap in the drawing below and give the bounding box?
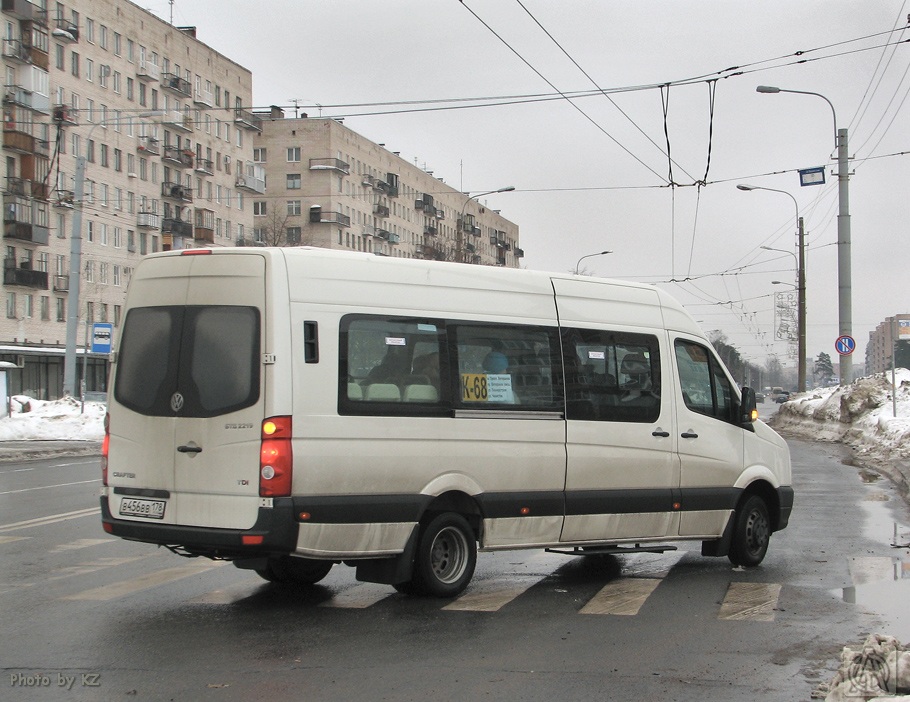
[701,511,735,557]
[354,524,420,585]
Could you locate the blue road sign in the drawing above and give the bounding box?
[835,334,856,356]
[91,323,113,354]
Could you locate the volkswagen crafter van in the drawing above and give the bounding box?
[101,247,793,597]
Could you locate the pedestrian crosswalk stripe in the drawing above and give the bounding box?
[49,556,147,582]
[718,582,782,621]
[579,577,662,615]
[319,582,392,609]
[442,576,544,612]
[0,507,99,532]
[49,538,115,553]
[62,561,225,601]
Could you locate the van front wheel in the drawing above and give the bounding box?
[256,556,333,585]
[411,513,477,597]
[728,495,770,567]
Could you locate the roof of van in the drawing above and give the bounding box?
[156,247,703,335]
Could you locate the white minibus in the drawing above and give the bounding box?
[101,247,793,597]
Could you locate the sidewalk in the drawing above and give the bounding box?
[0,440,102,462]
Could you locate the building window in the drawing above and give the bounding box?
[71,51,79,77]
[41,296,50,321]
[286,174,301,190]
[287,200,301,216]
[287,147,300,162]
[253,147,266,162]
[6,293,16,319]
[56,298,65,322]
[287,227,301,245]
[253,201,266,216]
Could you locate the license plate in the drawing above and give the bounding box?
[119,498,166,520]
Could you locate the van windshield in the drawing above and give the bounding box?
[114,305,260,417]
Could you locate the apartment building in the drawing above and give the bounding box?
[865,313,910,374]
[251,108,523,267]
[1,0,258,398]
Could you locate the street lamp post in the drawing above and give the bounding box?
[739,184,807,392]
[456,186,514,263]
[574,250,613,275]
[756,85,852,383]
[63,111,163,397]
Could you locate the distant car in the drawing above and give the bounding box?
[774,391,790,404]
[755,392,766,403]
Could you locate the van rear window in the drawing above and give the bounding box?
[114,305,260,417]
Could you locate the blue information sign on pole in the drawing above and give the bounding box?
[835,334,855,356]
[91,323,114,354]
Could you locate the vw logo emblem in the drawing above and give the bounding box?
[170,392,185,413]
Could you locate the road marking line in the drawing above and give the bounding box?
[49,556,148,582]
[0,507,100,532]
[0,535,28,544]
[718,582,782,621]
[442,576,544,612]
[61,561,224,601]
[189,583,262,605]
[49,538,115,553]
[621,550,688,578]
[579,577,662,615]
[320,583,392,609]
[0,479,101,496]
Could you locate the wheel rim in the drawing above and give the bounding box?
[430,525,469,584]
[744,507,770,556]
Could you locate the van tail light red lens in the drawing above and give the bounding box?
[101,412,110,486]
[259,416,292,497]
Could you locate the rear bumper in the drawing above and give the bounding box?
[100,496,299,559]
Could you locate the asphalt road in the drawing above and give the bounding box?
[1,436,908,701]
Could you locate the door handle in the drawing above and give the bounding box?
[680,431,699,439]
[177,445,203,453]
[652,430,670,438]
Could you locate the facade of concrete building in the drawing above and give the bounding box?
[251,109,523,267]
[865,313,910,374]
[1,0,258,398]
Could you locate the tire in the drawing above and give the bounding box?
[410,513,477,597]
[728,495,771,567]
[255,556,333,585]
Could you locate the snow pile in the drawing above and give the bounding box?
[770,370,910,468]
[814,633,910,700]
[0,395,105,441]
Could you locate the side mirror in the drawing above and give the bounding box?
[740,387,758,423]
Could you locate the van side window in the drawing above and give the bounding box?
[452,323,561,410]
[674,340,737,422]
[562,328,661,422]
[340,315,446,414]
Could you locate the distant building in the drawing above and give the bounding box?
[1,0,256,398]
[251,108,522,267]
[865,314,910,373]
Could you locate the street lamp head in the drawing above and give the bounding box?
[736,184,758,191]
[497,186,516,193]
[756,85,781,94]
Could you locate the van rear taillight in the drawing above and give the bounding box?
[101,412,110,486]
[260,416,292,497]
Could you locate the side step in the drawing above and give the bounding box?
[546,544,678,557]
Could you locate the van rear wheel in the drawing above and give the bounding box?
[256,556,333,585]
[728,495,770,567]
[409,513,477,597]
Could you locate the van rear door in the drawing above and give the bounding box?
[108,252,267,530]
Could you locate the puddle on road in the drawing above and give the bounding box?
[837,489,910,641]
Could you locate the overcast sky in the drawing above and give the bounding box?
[145,0,909,375]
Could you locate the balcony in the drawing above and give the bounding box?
[194,86,214,107]
[3,262,48,289]
[388,232,400,245]
[308,206,350,226]
[161,182,192,202]
[52,274,68,291]
[4,176,30,197]
[2,39,31,63]
[2,129,34,154]
[161,144,194,168]
[51,18,78,42]
[373,204,390,218]
[54,190,74,208]
[514,247,524,258]
[137,59,160,82]
[194,208,214,244]
[161,218,193,237]
[2,0,39,21]
[4,196,49,244]
[424,225,437,237]
[194,157,214,175]
[161,73,191,98]
[236,164,265,194]
[309,157,349,174]
[137,134,160,155]
[137,212,160,229]
[162,109,192,132]
[52,103,77,125]
[233,107,261,132]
